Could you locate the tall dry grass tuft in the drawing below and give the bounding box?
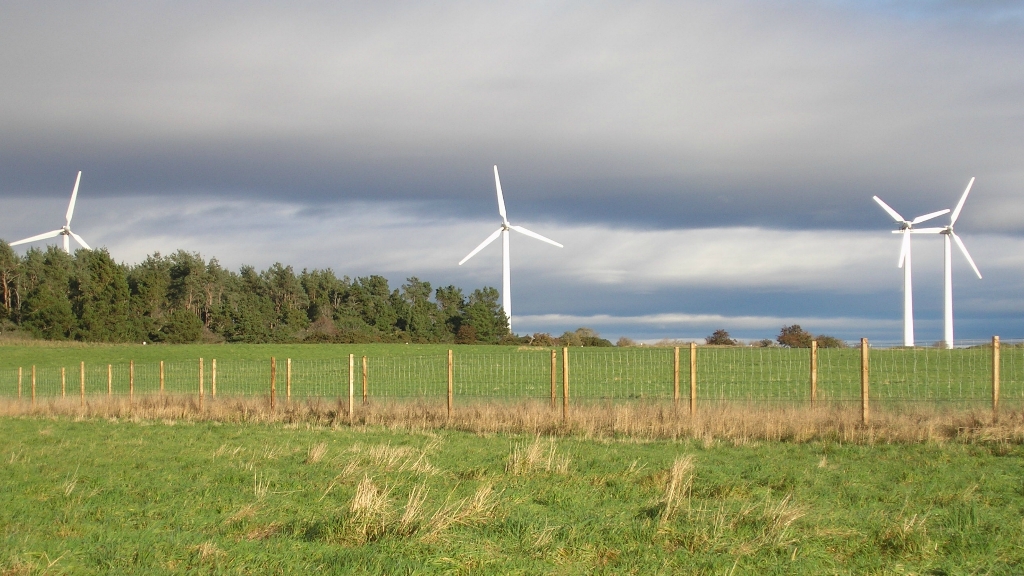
[506,436,570,475]
[422,483,499,541]
[3,395,1024,444]
[305,442,328,464]
[659,455,695,525]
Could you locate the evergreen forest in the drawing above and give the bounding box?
[0,242,518,344]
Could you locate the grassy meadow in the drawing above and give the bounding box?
[1,340,1021,405]
[2,411,1023,574]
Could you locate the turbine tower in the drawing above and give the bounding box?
[10,171,92,253]
[459,166,563,331]
[912,177,982,349]
[872,196,949,347]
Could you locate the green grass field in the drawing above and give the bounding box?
[2,416,1022,574]
[1,341,1021,405]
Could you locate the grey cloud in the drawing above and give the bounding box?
[0,2,1022,232]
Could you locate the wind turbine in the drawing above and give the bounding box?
[872,195,949,347]
[10,171,91,254]
[912,177,982,349]
[459,166,563,331]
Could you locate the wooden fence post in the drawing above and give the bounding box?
[810,340,818,406]
[860,338,869,424]
[673,346,680,406]
[992,335,1000,417]
[129,360,135,406]
[212,359,217,398]
[31,365,36,407]
[689,342,697,416]
[107,364,112,397]
[447,349,453,418]
[270,357,276,411]
[562,347,570,421]
[286,358,292,404]
[61,367,66,398]
[550,350,557,409]
[198,358,204,410]
[348,354,354,421]
[159,361,164,396]
[80,362,85,407]
[362,356,368,405]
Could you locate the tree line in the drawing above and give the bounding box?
[0,243,524,344]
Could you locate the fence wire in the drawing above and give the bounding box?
[0,341,1020,407]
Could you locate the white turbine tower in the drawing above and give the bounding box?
[912,177,982,349]
[459,166,563,331]
[10,171,91,254]
[872,196,949,347]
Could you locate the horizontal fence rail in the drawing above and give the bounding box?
[1,339,1022,414]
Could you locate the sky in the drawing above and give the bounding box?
[1,1,1022,344]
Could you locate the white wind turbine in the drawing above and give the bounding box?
[459,166,563,331]
[10,171,92,253]
[872,195,949,347]
[912,177,982,349]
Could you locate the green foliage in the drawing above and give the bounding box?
[777,324,813,348]
[0,247,511,345]
[156,309,204,343]
[815,334,848,348]
[705,329,737,346]
[463,287,509,344]
[2,418,1023,573]
[559,327,613,347]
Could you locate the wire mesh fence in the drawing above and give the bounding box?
[1,339,1021,409]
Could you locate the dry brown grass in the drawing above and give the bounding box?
[2,395,1023,444]
[659,455,695,525]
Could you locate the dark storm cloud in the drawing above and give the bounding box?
[1,2,1022,232]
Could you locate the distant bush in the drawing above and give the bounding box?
[815,335,847,348]
[529,333,556,347]
[616,336,638,347]
[754,339,776,348]
[558,327,613,347]
[705,329,737,346]
[456,324,477,344]
[777,325,813,348]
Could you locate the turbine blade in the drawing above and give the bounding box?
[9,229,64,246]
[509,225,564,248]
[458,228,503,265]
[950,177,974,225]
[66,171,82,226]
[898,232,909,268]
[911,208,950,225]
[908,228,943,233]
[494,166,507,222]
[872,196,905,223]
[951,232,982,279]
[70,231,91,250]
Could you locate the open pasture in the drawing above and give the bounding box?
[2,415,1023,574]
[1,341,1022,407]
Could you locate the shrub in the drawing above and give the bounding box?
[530,333,556,347]
[815,335,847,348]
[455,324,477,344]
[705,329,737,346]
[616,336,637,347]
[777,325,813,348]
